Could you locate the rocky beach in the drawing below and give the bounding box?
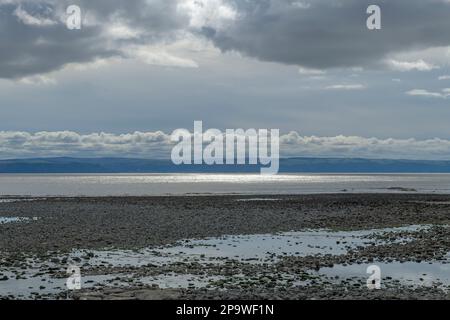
[1,194,449,300]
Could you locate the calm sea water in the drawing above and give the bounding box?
[0,173,450,196]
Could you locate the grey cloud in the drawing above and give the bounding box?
[4,0,450,79]
[0,0,188,79]
[205,0,450,70]
[2,130,450,160]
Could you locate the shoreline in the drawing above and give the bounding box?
[0,190,445,199]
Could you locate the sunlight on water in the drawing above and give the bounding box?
[0,173,450,196]
[65,174,399,184]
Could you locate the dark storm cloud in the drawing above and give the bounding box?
[205,0,450,69]
[0,3,114,78]
[0,0,188,79]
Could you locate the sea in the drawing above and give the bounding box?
[0,173,450,196]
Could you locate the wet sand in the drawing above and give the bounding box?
[0,194,449,300]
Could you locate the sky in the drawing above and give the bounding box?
[1,0,450,159]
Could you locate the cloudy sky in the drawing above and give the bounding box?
[2,0,450,159]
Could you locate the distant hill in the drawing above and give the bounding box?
[0,157,450,173]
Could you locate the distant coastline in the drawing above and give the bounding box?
[1,157,450,174]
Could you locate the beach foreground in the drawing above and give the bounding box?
[1,194,449,300]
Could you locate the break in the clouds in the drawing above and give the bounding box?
[2,130,450,160]
[3,0,450,79]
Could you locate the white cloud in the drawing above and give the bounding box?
[292,1,311,9]
[17,74,56,85]
[325,84,366,90]
[125,44,199,68]
[13,6,56,26]
[386,59,438,72]
[406,89,449,98]
[2,130,450,160]
[104,23,142,40]
[439,75,450,80]
[298,67,326,76]
[178,0,237,29]
[280,132,450,160]
[0,131,172,159]
[388,46,450,70]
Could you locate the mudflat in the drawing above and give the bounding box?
[1,194,449,300]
